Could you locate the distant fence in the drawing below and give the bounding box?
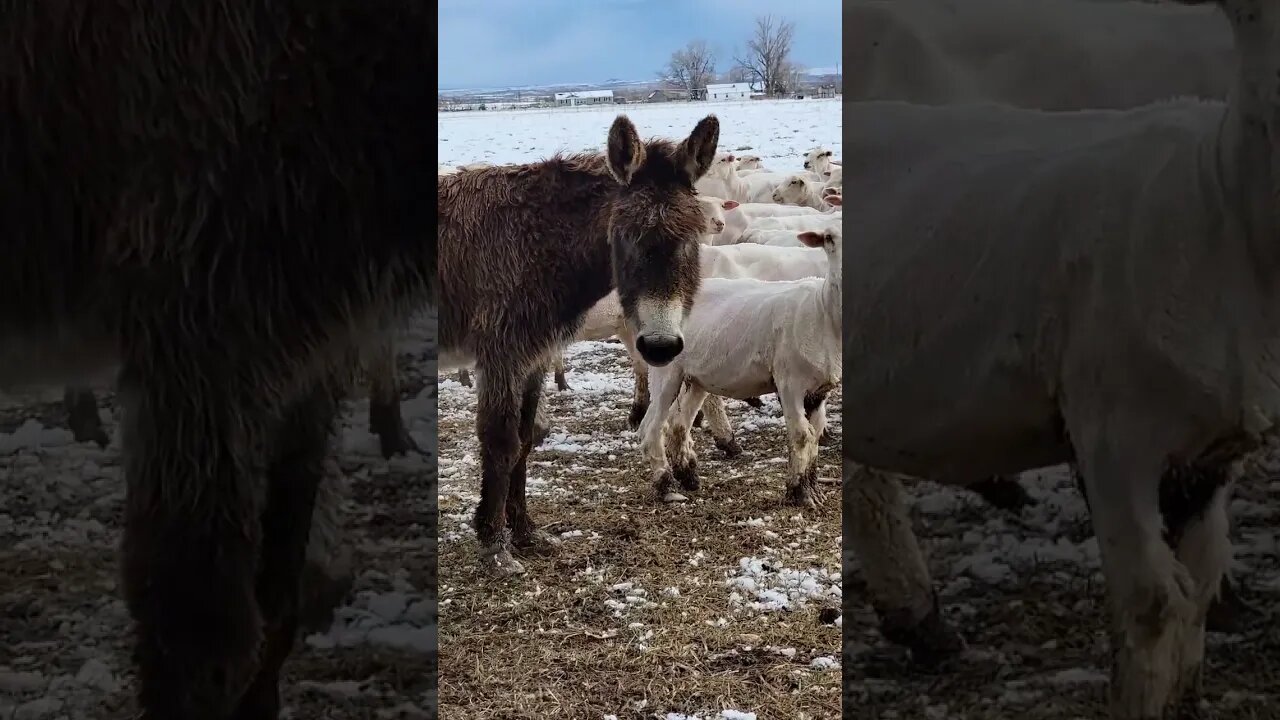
[437,96,842,120]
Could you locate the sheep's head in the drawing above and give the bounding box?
[771,175,810,205]
[606,114,719,366]
[804,147,835,173]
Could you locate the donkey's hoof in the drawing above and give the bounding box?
[817,429,839,448]
[674,461,700,491]
[555,378,572,392]
[376,426,421,460]
[73,427,110,449]
[715,437,744,459]
[480,547,526,577]
[513,528,562,557]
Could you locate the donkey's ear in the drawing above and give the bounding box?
[607,115,646,185]
[675,114,720,184]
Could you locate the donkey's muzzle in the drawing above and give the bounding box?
[637,333,684,366]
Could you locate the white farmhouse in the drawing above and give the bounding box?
[703,82,754,101]
[553,89,615,106]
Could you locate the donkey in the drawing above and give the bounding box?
[0,2,432,718]
[439,114,719,576]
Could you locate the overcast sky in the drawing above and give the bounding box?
[438,0,842,89]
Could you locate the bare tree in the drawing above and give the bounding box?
[660,40,717,94]
[733,15,796,96]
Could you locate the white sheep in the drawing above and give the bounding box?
[736,154,765,171]
[804,147,837,177]
[740,171,795,203]
[638,225,842,506]
[823,165,842,191]
[694,153,745,202]
[772,174,840,210]
[719,202,829,244]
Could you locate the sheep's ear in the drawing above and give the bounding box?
[675,114,720,183]
[824,194,843,207]
[607,115,646,185]
[722,200,740,210]
[797,231,824,248]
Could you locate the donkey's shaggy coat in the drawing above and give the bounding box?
[0,1,431,717]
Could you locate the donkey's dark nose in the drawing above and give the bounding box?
[637,333,684,366]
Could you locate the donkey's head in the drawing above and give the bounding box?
[605,114,720,366]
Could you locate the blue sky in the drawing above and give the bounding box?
[438,0,842,89]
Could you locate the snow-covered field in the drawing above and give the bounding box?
[437,99,843,719]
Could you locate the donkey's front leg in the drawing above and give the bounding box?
[508,369,561,555]
[366,336,420,459]
[119,380,266,719]
[64,385,110,448]
[474,366,525,576]
[233,385,337,719]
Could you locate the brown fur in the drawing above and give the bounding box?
[0,2,432,717]
[438,114,719,572]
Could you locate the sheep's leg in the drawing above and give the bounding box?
[473,363,526,576]
[1075,463,1258,634]
[119,378,266,719]
[233,385,336,718]
[1069,413,1198,719]
[638,368,684,502]
[807,392,837,447]
[701,395,742,458]
[552,353,571,391]
[64,385,110,448]
[778,385,820,508]
[845,464,964,666]
[366,337,420,459]
[1162,471,1234,717]
[668,383,709,492]
[619,321,650,429]
[458,367,473,387]
[508,369,560,555]
[297,454,354,635]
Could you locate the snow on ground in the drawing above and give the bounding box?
[438,98,841,176]
[844,462,1280,719]
[437,100,842,718]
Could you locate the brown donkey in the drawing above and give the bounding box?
[0,2,432,718]
[439,114,719,575]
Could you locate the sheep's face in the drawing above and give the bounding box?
[707,152,738,178]
[696,196,727,235]
[772,176,809,204]
[605,114,720,366]
[803,148,834,172]
[737,155,763,171]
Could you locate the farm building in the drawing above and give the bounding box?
[704,82,754,101]
[646,88,688,103]
[553,89,615,106]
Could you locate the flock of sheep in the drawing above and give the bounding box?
[843,0,1278,718]
[437,147,843,509]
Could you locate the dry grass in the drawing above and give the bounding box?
[437,340,842,719]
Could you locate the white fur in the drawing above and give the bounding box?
[638,226,842,505]
[842,1,1277,710]
[772,174,839,210]
[803,147,837,177]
